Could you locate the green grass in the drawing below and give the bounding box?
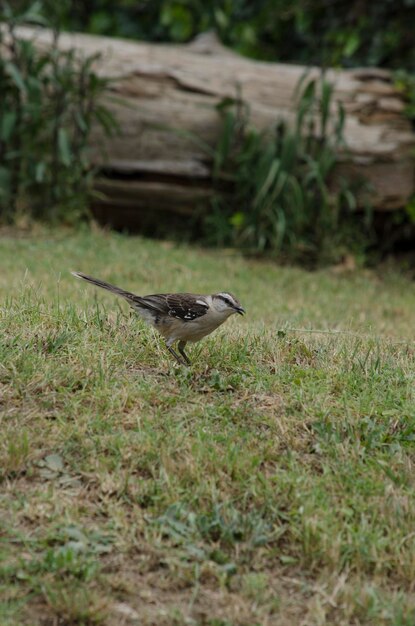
[1,226,414,626]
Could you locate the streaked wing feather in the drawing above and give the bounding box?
[129,293,168,313]
[138,293,209,321]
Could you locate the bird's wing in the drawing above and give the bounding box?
[136,293,209,321]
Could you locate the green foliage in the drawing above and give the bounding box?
[206,77,366,265]
[394,70,415,124]
[0,1,117,223]
[54,0,415,71]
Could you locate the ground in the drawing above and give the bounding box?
[1,226,414,626]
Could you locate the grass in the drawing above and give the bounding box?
[1,225,414,626]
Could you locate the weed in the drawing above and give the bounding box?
[208,76,368,265]
[0,2,116,223]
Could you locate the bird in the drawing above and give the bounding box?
[71,271,245,365]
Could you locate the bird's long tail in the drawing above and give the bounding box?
[71,271,138,301]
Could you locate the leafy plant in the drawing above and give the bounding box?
[394,69,415,125]
[206,76,367,265]
[0,1,117,223]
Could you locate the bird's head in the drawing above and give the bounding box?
[212,292,245,316]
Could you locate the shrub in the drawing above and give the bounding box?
[206,77,368,265]
[0,1,116,223]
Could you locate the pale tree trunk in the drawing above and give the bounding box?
[9,28,415,228]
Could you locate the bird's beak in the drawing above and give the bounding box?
[236,307,245,316]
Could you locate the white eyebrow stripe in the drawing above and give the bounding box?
[196,300,208,307]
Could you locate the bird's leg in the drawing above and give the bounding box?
[166,343,188,366]
[178,340,191,365]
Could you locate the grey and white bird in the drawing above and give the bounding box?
[71,272,245,365]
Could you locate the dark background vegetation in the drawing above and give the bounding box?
[63,0,415,71]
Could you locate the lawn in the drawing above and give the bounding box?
[1,226,415,626]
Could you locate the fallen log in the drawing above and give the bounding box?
[10,28,415,226]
